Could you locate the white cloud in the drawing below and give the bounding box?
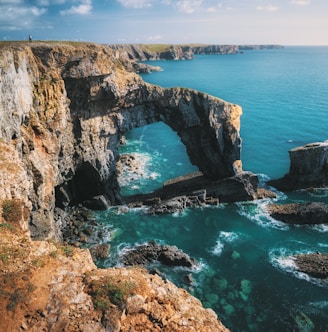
[60,0,92,15]
[207,3,222,13]
[0,2,47,31]
[175,0,203,14]
[256,4,279,12]
[147,34,162,41]
[117,0,153,8]
[289,0,310,5]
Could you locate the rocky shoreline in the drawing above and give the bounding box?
[108,44,283,62]
[0,41,327,331]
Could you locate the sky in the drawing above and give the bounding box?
[0,0,327,45]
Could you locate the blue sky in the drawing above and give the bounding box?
[0,0,327,45]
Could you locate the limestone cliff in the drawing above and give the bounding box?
[108,44,283,62]
[268,141,328,190]
[0,41,244,240]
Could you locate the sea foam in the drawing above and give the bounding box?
[211,231,240,256]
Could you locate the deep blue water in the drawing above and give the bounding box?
[96,47,328,331]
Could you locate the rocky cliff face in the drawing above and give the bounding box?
[108,44,284,62]
[268,141,328,190]
[109,44,194,61]
[0,226,229,332]
[0,41,243,240]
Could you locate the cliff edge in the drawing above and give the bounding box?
[0,41,238,331]
[0,224,228,332]
[0,41,244,240]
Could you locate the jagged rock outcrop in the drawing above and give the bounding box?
[267,202,328,225]
[121,241,197,268]
[0,228,229,332]
[268,141,328,190]
[0,41,244,240]
[292,253,328,280]
[126,171,260,213]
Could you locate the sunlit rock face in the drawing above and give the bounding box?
[268,141,328,190]
[0,42,243,239]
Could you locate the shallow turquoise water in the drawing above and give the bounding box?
[96,47,328,331]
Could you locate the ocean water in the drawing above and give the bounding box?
[96,47,328,331]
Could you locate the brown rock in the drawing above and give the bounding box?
[293,252,328,279]
[267,202,328,224]
[0,42,243,240]
[268,141,328,191]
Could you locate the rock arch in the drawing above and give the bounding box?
[0,43,244,239]
[58,73,243,210]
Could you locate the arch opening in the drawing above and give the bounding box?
[117,121,198,197]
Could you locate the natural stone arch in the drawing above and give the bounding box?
[0,42,244,238]
[117,86,243,180]
[59,74,243,210]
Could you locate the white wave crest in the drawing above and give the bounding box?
[269,247,328,287]
[311,224,328,233]
[237,201,289,230]
[210,231,240,256]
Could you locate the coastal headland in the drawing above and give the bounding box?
[0,41,326,331]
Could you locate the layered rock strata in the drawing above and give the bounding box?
[126,171,260,214]
[0,41,245,240]
[268,141,328,190]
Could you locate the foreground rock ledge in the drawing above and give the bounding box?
[0,227,229,332]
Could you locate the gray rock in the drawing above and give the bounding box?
[267,202,328,225]
[293,252,328,279]
[121,241,197,268]
[268,141,328,190]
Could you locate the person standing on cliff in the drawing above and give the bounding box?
[29,34,32,42]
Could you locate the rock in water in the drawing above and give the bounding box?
[268,141,328,190]
[121,241,197,268]
[292,252,328,279]
[267,202,328,225]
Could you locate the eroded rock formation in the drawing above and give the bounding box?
[268,141,328,190]
[121,241,197,268]
[0,41,244,240]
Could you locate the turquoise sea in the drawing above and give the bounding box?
[97,47,328,331]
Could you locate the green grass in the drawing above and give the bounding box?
[86,275,136,311]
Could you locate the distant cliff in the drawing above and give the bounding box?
[108,44,284,61]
